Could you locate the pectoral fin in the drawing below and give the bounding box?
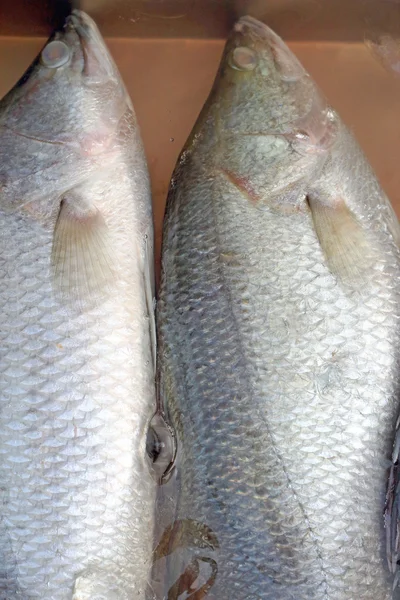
[51,194,116,309]
[307,193,374,285]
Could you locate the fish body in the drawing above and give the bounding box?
[157,16,400,600]
[0,11,156,599]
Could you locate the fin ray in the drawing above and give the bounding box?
[307,193,375,285]
[51,196,116,309]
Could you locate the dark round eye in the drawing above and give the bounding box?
[230,46,258,71]
[146,414,176,483]
[41,41,70,69]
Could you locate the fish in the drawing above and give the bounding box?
[155,15,400,600]
[0,10,164,599]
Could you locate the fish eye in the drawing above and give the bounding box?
[230,46,258,71]
[41,41,71,69]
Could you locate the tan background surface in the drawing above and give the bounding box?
[1,37,400,276]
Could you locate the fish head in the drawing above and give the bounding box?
[0,10,131,214]
[197,16,338,206]
[215,15,337,144]
[194,17,398,287]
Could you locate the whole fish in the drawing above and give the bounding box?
[156,15,400,600]
[0,10,159,599]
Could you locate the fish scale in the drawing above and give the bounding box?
[156,15,400,600]
[160,178,328,599]
[0,10,156,600]
[0,208,154,598]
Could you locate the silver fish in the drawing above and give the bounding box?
[0,10,159,599]
[156,15,400,600]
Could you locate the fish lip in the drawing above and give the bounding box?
[235,15,275,37]
[65,9,105,54]
[66,9,98,40]
[64,9,118,81]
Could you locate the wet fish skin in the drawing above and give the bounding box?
[0,10,156,599]
[157,16,400,600]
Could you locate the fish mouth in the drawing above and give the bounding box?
[64,10,117,80]
[66,10,103,47]
[234,15,306,82]
[234,15,273,37]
